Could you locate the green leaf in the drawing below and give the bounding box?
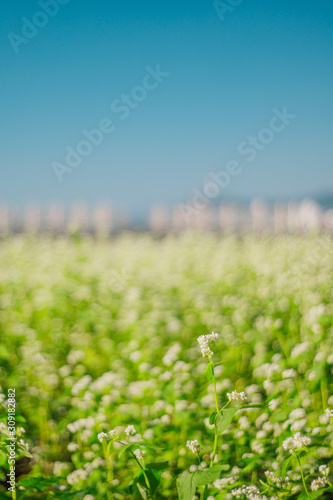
[177,465,230,499]
[215,408,238,435]
[131,470,142,491]
[282,454,294,477]
[209,411,217,425]
[176,472,197,500]
[136,470,161,500]
[19,476,62,492]
[240,403,266,409]
[20,449,33,458]
[297,490,325,499]
[204,363,214,382]
[15,415,27,423]
[194,465,230,486]
[118,443,133,458]
[146,461,169,470]
[140,444,162,450]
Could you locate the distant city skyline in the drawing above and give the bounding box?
[1,0,333,213]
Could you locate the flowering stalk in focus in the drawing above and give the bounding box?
[177,332,257,500]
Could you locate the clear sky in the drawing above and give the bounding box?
[1,0,333,214]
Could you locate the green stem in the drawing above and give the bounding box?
[209,358,220,465]
[210,434,218,467]
[209,359,219,413]
[102,440,114,499]
[295,452,309,496]
[107,458,114,483]
[130,450,151,491]
[203,359,221,500]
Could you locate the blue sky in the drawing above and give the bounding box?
[1,0,333,213]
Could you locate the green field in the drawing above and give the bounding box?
[0,234,333,499]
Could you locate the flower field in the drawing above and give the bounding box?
[0,233,333,499]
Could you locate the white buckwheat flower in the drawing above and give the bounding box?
[197,332,219,357]
[311,477,327,491]
[67,442,79,452]
[125,425,136,436]
[282,432,311,454]
[134,449,146,460]
[227,390,248,403]
[186,439,201,454]
[319,465,329,476]
[214,476,238,489]
[282,369,297,379]
[289,408,306,421]
[67,468,87,485]
[231,485,260,497]
[108,429,118,440]
[265,470,290,488]
[97,432,108,443]
[325,408,333,419]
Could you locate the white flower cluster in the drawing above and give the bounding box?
[18,439,29,452]
[71,375,92,396]
[289,408,306,421]
[66,457,106,485]
[125,425,136,436]
[89,371,123,393]
[189,461,207,472]
[197,332,219,357]
[311,476,327,491]
[97,432,108,443]
[134,449,146,460]
[67,468,88,485]
[231,485,260,498]
[318,464,329,476]
[227,390,248,403]
[253,362,280,379]
[97,430,118,443]
[282,432,311,454]
[67,442,79,452]
[186,439,201,454]
[162,343,181,366]
[282,368,297,379]
[214,476,238,489]
[247,496,271,500]
[264,471,290,488]
[291,342,311,358]
[67,416,95,433]
[325,408,333,419]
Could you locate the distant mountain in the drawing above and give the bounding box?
[312,191,333,210]
[210,190,333,210]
